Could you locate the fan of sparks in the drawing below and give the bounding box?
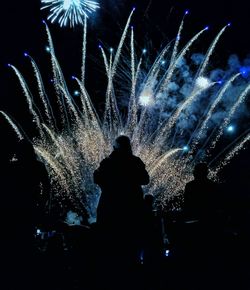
[41,0,100,27]
[1,10,250,221]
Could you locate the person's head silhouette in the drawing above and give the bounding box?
[113,135,132,154]
[193,162,208,180]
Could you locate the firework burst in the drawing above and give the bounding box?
[41,0,100,27]
[2,11,250,222]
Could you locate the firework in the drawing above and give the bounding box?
[3,11,250,221]
[41,0,100,27]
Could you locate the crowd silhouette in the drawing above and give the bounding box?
[0,135,249,290]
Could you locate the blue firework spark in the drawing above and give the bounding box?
[41,0,100,27]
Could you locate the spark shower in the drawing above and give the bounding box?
[1,9,250,221]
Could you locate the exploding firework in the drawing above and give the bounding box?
[1,10,250,222]
[41,0,100,27]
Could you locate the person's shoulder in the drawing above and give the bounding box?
[186,179,195,186]
[132,155,143,161]
[99,156,111,166]
[184,179,196,193]
[132,155,145,165]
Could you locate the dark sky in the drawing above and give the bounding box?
[1,0,250,107]
[0,2,250,78]
[0,0,249,189]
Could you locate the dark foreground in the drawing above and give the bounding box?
[1,212,250,290]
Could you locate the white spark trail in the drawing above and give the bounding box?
[210,83,250,151]
[126,26,138,135]
[148,148,182,175]
[157,27,208,95]
[26,54,55,128]
[81,15,87,84]
[34,145,69,192]
[196,25,229,79]
[111,8,135,78]
[155,82,216,145]
[44,22,67,124]
[212,133,250,177]
[191,73,241,151]
[169,15,185,68]
[9,65,44,136]
[0,111,24,140]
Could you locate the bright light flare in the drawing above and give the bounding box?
[73,90,80,96]
[195,76,211,89]
[227,125,235,133]
[139,89,154,107]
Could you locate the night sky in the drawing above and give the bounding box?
[0,0,249,192]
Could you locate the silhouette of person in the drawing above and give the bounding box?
[183,162,221,260]
[11,139,50,233]
[184,162,219,222]
[93,135,149,289]
[94,135,149,230]
[2,139,51,289]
